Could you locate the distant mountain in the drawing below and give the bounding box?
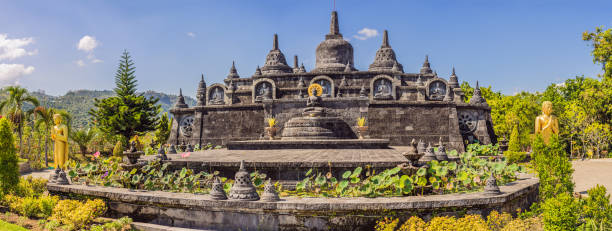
[23,89,196,129]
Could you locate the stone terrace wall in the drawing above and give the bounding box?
[48,174,538,231]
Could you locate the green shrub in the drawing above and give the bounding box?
[50,198,107,230]
[0,118,19,195]
[531,135,574,201]
[89,216,134,231]
[487,210,513,231]
[112,141,123,157]
[508,124,521,152]
[7,195,59,218]
[504,151,526,164]
[541,193,581,230]
[581,185,612,224]
[14,176,48,198]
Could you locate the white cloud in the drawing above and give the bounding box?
[76,60,85,67]
[353,28,378,40]
[77,35,99,52]
[0,63,35,86]
[0,34,36,61]
[187,32,196,38]
[91,59,102,63]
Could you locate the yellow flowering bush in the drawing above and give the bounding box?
[50,198,107,230]
[425,216,457,231]
[455,214,488,231]
[500,217,543,231]
[6,194,59,218]
[486,211,513,231]
[375,217,400,231]
[397,216,426,231]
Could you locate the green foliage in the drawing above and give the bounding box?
[13,176,48,198]
[508,124,521,152]
[6,194,59,218]
[580,185,612,228]
[154,112,171,146]
[375,213,544,231]
[49,198,107,230]
[541,192,581,230]
[89,216,134,231]
[0,118,19,195]
[112,141,122,157]
[583,27,612,80]
[90,50,161,146]
[466,143,500,156]
[0,219,29,231]
[69,127,96,154]
[0,86,39,155]
[503,151,526,164]
[531,135,574,201]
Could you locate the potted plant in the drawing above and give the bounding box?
[265,118,277,140]
[356,117,368,139]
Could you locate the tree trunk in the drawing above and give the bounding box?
[18,125,24,158]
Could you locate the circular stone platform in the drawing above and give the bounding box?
[227,139,390,150]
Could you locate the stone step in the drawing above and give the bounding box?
[132,222,217,231]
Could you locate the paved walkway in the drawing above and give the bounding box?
[572,158,612,195]
[22,168,54,179]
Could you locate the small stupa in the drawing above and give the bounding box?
[484,172,502,195]
[228,160,260,201]
[210,177,228,200]
[418,143,437,164]
[260,179,280,202]
[435,137,449,161]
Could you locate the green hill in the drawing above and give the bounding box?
[4,89,195,129]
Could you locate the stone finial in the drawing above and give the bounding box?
[417,139,426,154]
[173,88,188,109]
[416,76,424,86]
[344,61,352,72]
[294,55,299,68]
[382,30,390,48]
[443,86,453,102]
[435,137,449,161]
[168,144,177,154]
[156,146,168,161]
[484,172,502,195]
[418,143,437,164]
[254,66,262,76]
[229,160,260,201]
[420,55,433,74]
[469,81,488,105]
[273,33,279,50]
[330,11,340,35]
[56,169,70,185]
[359,85,367,98]
[299,63,306,73]
[260,179,280,202]
[196,74,207,106]
[449,67,459,88]
[227,61,240,78]
[210,177,228,200]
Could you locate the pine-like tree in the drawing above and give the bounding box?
[0,118,19,195]
[114,50,138,98]
[508,124,521,152]
[90,50,161,147]
[154,112,172,146]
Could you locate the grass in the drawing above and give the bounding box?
[0,219,29,231]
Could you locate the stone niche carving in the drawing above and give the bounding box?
[254,81,273,102]
[458,111,478,134]
[373,78,393,100]
[311,76,333,97]
[428,80,446,101]
[179,116,195,137]
[208,86,225,105]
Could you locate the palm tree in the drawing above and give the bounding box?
[70,127,96,155]
[0,86,39,157]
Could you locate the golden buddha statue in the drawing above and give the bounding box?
[534,101,559,144]
[51,114,69,169]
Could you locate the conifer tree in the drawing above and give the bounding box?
[508,124,521,152]
[90,50,160,147]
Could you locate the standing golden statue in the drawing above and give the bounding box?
[51,114,69,169]
[534,101,559,144]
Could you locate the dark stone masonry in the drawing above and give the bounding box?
[168,11,496,152]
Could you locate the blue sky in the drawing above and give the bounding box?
[1,0,610,97]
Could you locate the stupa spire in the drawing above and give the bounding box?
[330,11,340,35]
[420,55,432,74]
[273,34,279,50]
[227,61,239,78]
[382,30,390,48]
[174,88,188,108]
[449,66,459,88]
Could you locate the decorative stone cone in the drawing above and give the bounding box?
[418,143,437,164]
[229,160,260,201]
[260,179,280,202]
[56,169,70,185]
[484,172,501,195]
[435,137,449,161]
[168,145,177,154]
[185,144,194,152]
[210,177,228,200]
[49,168,60,184]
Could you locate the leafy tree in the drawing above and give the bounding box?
[154,112,172,146]
[90,50,160,147]
[0,86,39,157]
[70,128,96,155]
[0,118,19,195]
[112,141,123,157]
[541,192,581,230]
